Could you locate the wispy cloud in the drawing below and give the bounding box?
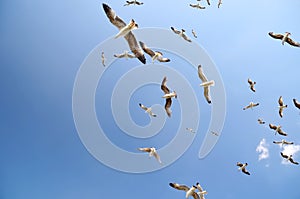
[256,138,269,161]
[281,144,300,165]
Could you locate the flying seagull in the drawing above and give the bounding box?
[189,3,206,9]
[139,41,170,63]
[273,139,294,146]
[257,118,265,124]
[218,0,222,8]
[124,0,144,6]
[102,3,146,64]
[192,29,198,38]
[186,128,196,133]
[139,103,157,117]
[293,98,300,109]
[236,162,250,175]
[101,51,106,67]
[171,27,192,42]
[198,65,214,104]
[161,76,177,117]
[243,102,259,110]
[114,50,136,59]
[280,152,299,165]
[268,32,300,47]
[211,131,219,136]
[196,182,208,199]
[269,124,287,136]
[138,147,162,164]
[278,96,288,118]
[169,183,200,199]
[247,78,256,92]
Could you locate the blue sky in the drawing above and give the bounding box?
[1,0,300,198]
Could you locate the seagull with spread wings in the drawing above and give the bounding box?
[139,41,170,63]
[101,51,106,67]
[123,0,144,6]
[273,139,294,146]
[198,65,214,104]
[278,96,288,118]
[236,162,251,175]
[268,32,300,47]
[247,78,256,92]
[169,183,200,199]
[243,102,259,110]
[257,118,265,124]
[139,103,157,117]
[114,50,136,59]
[189,3,206,9]
[161,76,177,117]
[102,3,146,64]
[138,147,162,164]
[269,124,287,136]
[280,152,299,165]
[171,27,192,42]
[186,128,196,133]
[192,29,198,38]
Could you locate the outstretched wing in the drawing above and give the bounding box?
[138,147,151,153]
[171,27,181,34]
[169,183,190,191]
[161,76,170,94]
[280,152,288,159]
[139,41,155,57]
[204,87,211,104]
[293,98,300,109]
[286,37,300,47]
[165,98,172,117]
[269,124,277,130]
[182,33,192,42]
[198,65,208,82]
[139,103,148,111]
[268,32,284,40]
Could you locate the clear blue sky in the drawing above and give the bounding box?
[1,0,300,198]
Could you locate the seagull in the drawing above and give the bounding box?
[198,65,214,104]
[257,118,265,124]
[269,124,287,136]
[243,102,259,110]
[186,128,196,133]
[273,139,294,146]
[169,183,200,199]
[139,103,157,117]
[268,32,300,47]
[101,51,106,66]
[211,131,219,136]
[192,29,198,38]
[171,27,192,42]
[139,41,170,63]
[247,78,256,92]
[218,0,222,8]
[189,3,206,9]
[236,162,250,175]
[161,76,177,117]
[280,152,299,165]
[102,3,146,64]
[114,50,136,59]
[293,98,300,109]
[138,147,162,164]
[196,182,208,199]
[278,96,288,118]
[123,0,144,6]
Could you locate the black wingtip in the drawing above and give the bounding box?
[169,183,174,187]
[138,55,146,64]
[102,3,110,13]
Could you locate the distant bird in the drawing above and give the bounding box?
[189,3,206,9]
[138,147,162,164]
[257,118,265,124]
[192,29,198,38]
[211,131,219,136]
[196,182,208,199]
[278,96,288,118]
[102,3,146,64]
[186,128,196,133]
[247,78,256,92]
[269,124,287,136]
[123,0,144,6]
[169,183,200,199]
[161,76,177,117]
[114,50,136,59]
[139,41,170,63]
[236,162,250,175]
[101,51,106,66]
[243,102,259,110]
[280,152,299,165]
[139,103,157,117]
[268,32,300,47]
[273,139,294,146]
[218,0,222,8]
[171,27,192,42]
[198,65,215,104]
[293,98,300,110]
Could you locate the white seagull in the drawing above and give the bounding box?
[268,32,300,47]
[189,3,206,9]
[139,103,157,117]
[192,29,198,38]
[138,147,162,164]
[280,152,299,165]
[186,128,196,133]
[139,41,170,63]
[102,3,146,64]
[171,27,192,42]
[123,0,144,6]
[273,139,294,146]
[247,78,256,92]
[243,102,259,110]
[278,96,288,118]
[196,182,208,199]
[101,51,106,67]
[198,65,214,104]
[114,50,136,59]
[257,118,265,124]
[169,183,200,199]
[269,124,287,136]
[161,76,177,117]
[211,131,219,136]
[236,162,250,175]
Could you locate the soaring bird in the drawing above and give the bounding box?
[257,118,265,124]
[280,152,299,165]
[139,41,170,63]
[247,78,256,92]
[243,102,259,110]
[138,147,161,164]
[102,3,146,64]
[273,139,294,146]
[169,183,200,199]
[189,3,206,9]
[268,32,300,47]
[192,29,198,38]
[186,128,196,133]
[123,0,144,6]
[139,103,157,117]
[198,65,214,104]
[269,124,287,136]
[196,182,208,199]
[211,131,219,136]
[161,76,177,117]
[171,27,192,42]
[278,96,288,118]
[101,51,106,67]
[218,0,222,8]
[293,98,300,109]
[114,50,136,59]
[236,162,250,175]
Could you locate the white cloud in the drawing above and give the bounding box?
[256,138,269,161]
[281,144,300,165]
